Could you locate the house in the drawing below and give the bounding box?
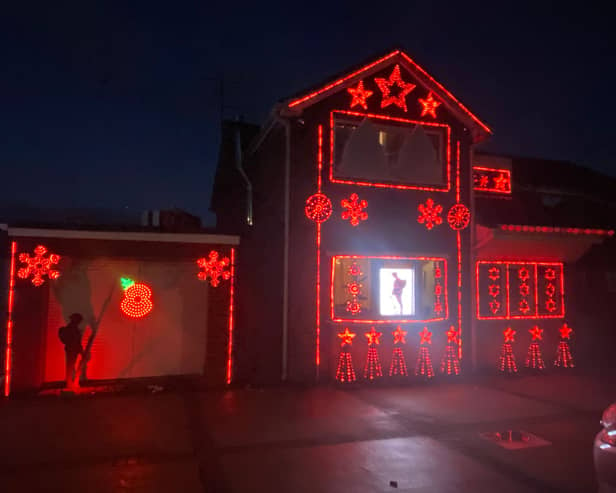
[212,48,615,384]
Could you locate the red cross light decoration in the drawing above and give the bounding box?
[419,327,432,344]
[341,193,368,226]
[418,92,441,118]
[392,326,407,344]
[417,198,443,230]
[529,326,543,341]
[197,250,231,287]
[347,80,373,110]
[374,64,416,112]
[365,327,382,345]
[447,203,470,230]
[305,193,333,223]
[338,327,356,346]
[503,327,516,343]
[17,245,61,287]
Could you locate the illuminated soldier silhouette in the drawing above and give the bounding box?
[391,272,407,314]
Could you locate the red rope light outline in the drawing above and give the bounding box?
[225,247,236,385]
[500,224,615,236]
[315,125,323,374]
[4,241,16,397]
[455,141,463,358]
[330,255,449,324]
[287,49,492,137]
[475,260,565,320]
[473,166,512,194]
[329,110,451,191]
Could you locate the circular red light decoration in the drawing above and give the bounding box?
[347,281,361,296]
[346,300,362,315]
[447,203,470,230]
[305,193,333,223]
[121,283,154,318]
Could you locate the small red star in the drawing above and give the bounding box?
[365,327,382,345]
[374,64,416,112]
[392,326,407,344]
[503,327,516,343]
[529,326,543,341]
[446,326,459,343]
[559,323,573,339]
[418,92,441,118]
[338,328,356,346]
[419,327,432,345]
[347,80,373,110]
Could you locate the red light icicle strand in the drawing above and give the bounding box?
[389,326,408,377]
[499,328,518,374]
[225,248,236,384]
[415,328,434,378]
[525,342,545,370]
[4,241,17,397]
[336,349,357,383]
[364,327,383,380]
[440,326,461,376]
[554,323,574,368]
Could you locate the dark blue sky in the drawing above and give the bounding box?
[2,2,614,225]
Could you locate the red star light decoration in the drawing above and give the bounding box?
[418,92,441,118]
[17,245,61,287]
[365,327,382,345]
[529,326,543,341]
[419,327,432,344]
[347,80,373,110]
[341,193,368,226]
[338,328,356,346]
[392,326,407,344]
[446,326,459,343]
[374,64,416,112]
[417,198,443,230]
[197,250,231,287]
[559,323,573,339]
[503,327,516,343]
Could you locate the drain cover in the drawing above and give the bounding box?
[480,429,551,450]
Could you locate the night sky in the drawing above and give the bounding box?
[2,2,614,225]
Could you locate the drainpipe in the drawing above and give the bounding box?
[276,116,291,382]
[234,121,253,226]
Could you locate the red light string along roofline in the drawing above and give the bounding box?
[500,224,615,236]
[329,110,451,192]
[4,241,17,397]
[476,261,565,320]
[287,50,400,108]
[330,256,449,324]
[226,248,236,385]
[315,125,323,376]
[455,141,463,359]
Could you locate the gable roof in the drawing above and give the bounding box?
[282,48,492,143]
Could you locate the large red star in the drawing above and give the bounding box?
[529,326,543,341]
[338,328,356,346]
[365,327,382,345]
[446,325,459,343]
[418,92,441,118]
[419,327,432,345]
[559,323,573,339]
[503,327,516,343]
[374,64,416,112]
[347,80,373,110]
[392,326,407,344]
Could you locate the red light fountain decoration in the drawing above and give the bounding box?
[415,327,434,379]
[364,327,383,380]
[554,323,575,368]
[525,326,545,370]
[499,327,518,374]
[389,326,408,377]
[440,326,461,376]
[336,328,357,383]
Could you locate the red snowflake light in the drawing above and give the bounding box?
[347,80,373,110]
[518,268,530,281]
[488,284,500,297]
[488,267,500,281]
[346,299,362,315]
[418,92,441,118]
[417,198,443,230]
[545,299,557,312]
[393,326,407,344]
[447,203,470,230]
[545,284,556,298]
[17,245,61,287]
[489,300,501,314]
[374,64,416,112]
[503,327,516,343]
[365,327,382,345]
[529,326,543,341]
[519,299,531,314]
[341,193,368,226]
[121,282,154,319]
[544,268,556,280]
[305,193,333,223]
[519,284,530,297]
[479,175,489,188]
[338,327,356,346]
[419,327,432,345]
[346,281,361,296]
[197,250,231,287]
[348,262,362,276]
